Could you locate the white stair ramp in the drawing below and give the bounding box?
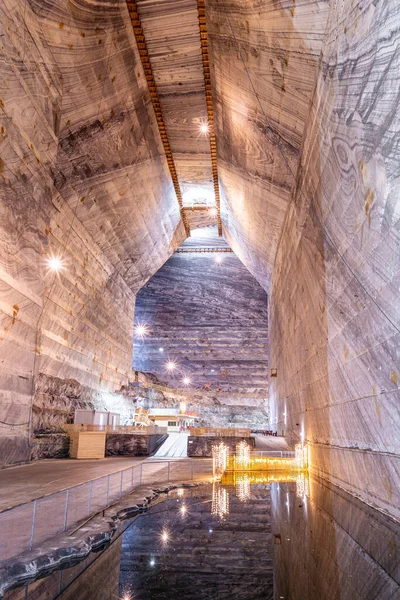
[153,433,188,458]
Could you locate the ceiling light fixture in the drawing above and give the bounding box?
[166,360,177,372]
[159,347,164,352]
[182,376,191,386]
[215,255,223,264]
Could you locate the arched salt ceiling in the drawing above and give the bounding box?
[4,0,329,293]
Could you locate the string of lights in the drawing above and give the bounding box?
[175,247,232,253]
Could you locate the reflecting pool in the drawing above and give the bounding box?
[4,477,400,600]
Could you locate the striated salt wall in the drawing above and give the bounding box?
[0,0,184,466]
[133,247,269,394]
[269,0,400,519]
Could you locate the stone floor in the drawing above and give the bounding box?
[0,457,145,511]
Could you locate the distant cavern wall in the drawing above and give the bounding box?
[0,0,184,466]
[133,383,269,429]
[269,0,400,520]
[133,251,269,394]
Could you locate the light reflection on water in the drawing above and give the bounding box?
[5,477,400,600]
[118,483,273,600]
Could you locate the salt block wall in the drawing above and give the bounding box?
[133,252,269,394]
[0,0,184,466]
[269,0,400,519]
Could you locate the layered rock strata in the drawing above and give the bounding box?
[269,0,400,519]
[134,229,269,394]
[0,0,184,466]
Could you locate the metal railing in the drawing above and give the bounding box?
[0,459,212,564]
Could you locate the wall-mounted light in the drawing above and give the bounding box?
[135,324,149,338]
[200,122,209,134]
[46,256,63,272]
[209,207,217,217]
[161,529,169,544]
[270,368,277,377]
[215,255,223,264]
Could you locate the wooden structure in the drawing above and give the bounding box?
[69,432,106,459]
[126,0,222,235]
[196,0,222,235]
[126,0,189,236]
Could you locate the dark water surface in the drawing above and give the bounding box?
[5,478,400,600]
